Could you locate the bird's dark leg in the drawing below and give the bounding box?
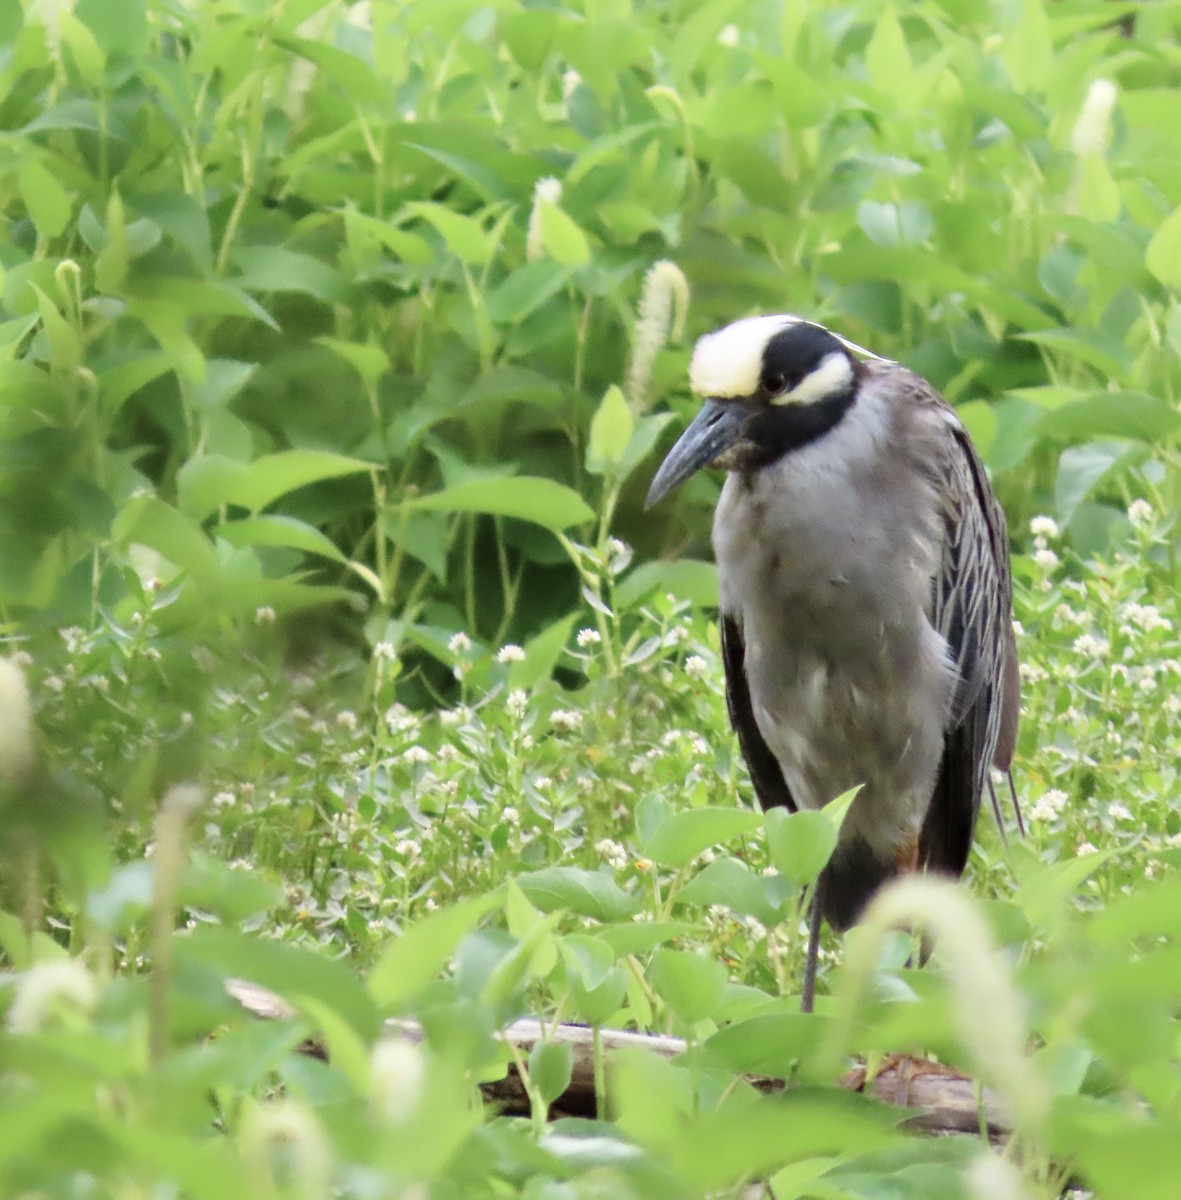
[801,871,825,1014]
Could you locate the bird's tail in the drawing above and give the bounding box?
[820,837,898,932]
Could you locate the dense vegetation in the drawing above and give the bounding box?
[3,0,1181,1196]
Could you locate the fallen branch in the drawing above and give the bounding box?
[226,979,1010,1138]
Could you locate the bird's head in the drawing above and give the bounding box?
[646,316,878,508]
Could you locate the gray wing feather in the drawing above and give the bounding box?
[919,386,1021,872]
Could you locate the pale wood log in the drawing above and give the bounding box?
[225,979,1010,1138]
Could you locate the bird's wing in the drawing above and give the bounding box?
[720,614,798,813]
[908,380,1020,875]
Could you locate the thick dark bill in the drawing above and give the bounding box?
[645,398,748,508]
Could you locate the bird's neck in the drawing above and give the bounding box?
[742,385,858,471]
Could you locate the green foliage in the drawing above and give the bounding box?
[2,0,1180,664]
[5,0,1181,1197]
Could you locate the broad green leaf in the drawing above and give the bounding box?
[1036,392,1181,444]
[595,921,695,958]
[676,857,793,927]
[99,354,172,420]
[1055,441,1139,522]
[538,200,591,266]
[316,336,389,388]
[649,948,728,1024]
[700,1013,824,1075]
[59,11,106,84]
[113,495,218,577]
[1016,328,1133,378]
[231,245,349,303]
[1075,154,1120,223]
[616,559,718,608]
[411,477,593,532]
[642,807,762,870]
[177,928,379,1039]
[529,1039,574,1107]
[486,260,571,324]
[19,160,72,240]
[225,449,373,514]
[586,384,633,475]
[368,892,501,1011]
[510,611,578,690]
[404,202,494,265]
[1145,203,1181,289]
[516,867,641,922]
[217,515,347,563]
[1003,0,1051,94]
[764,791,856,890]
[864,7,912,103]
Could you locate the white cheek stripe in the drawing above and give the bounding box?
[773,351,854,406]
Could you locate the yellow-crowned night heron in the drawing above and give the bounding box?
[646,316,1021,1012]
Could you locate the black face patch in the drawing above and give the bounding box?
[759,322,849,397]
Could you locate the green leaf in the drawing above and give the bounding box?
[649,948,728,1025]
[411,477,593,532]
[217,515,347,563]
[178,450,373,519]
[676,858,793,927]
[586,384,634,475]
[19,160,72,240]
[177,928,379,1039]
[510,611,578,690]
[516,867,642,922]
[368,892,501,1011]
[864,7,912,103]
[316,337,389,388]
[764,790,857,889]
[231,245,349,303]
[1145,203,1181,289]
[403,202,494,265]
[616,559,719,608]
[641,807,763,870]
[595,921,695,958]
[1035,392,1181,444]
[529,1039,574,1107]
[1075,154,1120,223]
[1016,328,1133,379]
[700,1012,825,1075]
[538,200,591,266]
[113,495,218,577]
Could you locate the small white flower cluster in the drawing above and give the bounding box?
[526,176,563,263]
[394,838,422,861]
[506,689,528,719]
[402,745,431,765]
[372,641,397,661]
[595,838,628,869]
[1072,633,1109,659]
[1127,498,1153,528]
[1033,547,1059,572]
[336,710,358,732]
[496,644,525,664]
[502,806,519,826]
[1107,802,1132,822]
[1030,789,1068,822]
[551,709,583,733]
[684,654,708,677]
[1029,515,1060,540]
[255,605,276,625]
[448,631,472,655]
[576,627,601,648]
[1121,603,1172,634]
